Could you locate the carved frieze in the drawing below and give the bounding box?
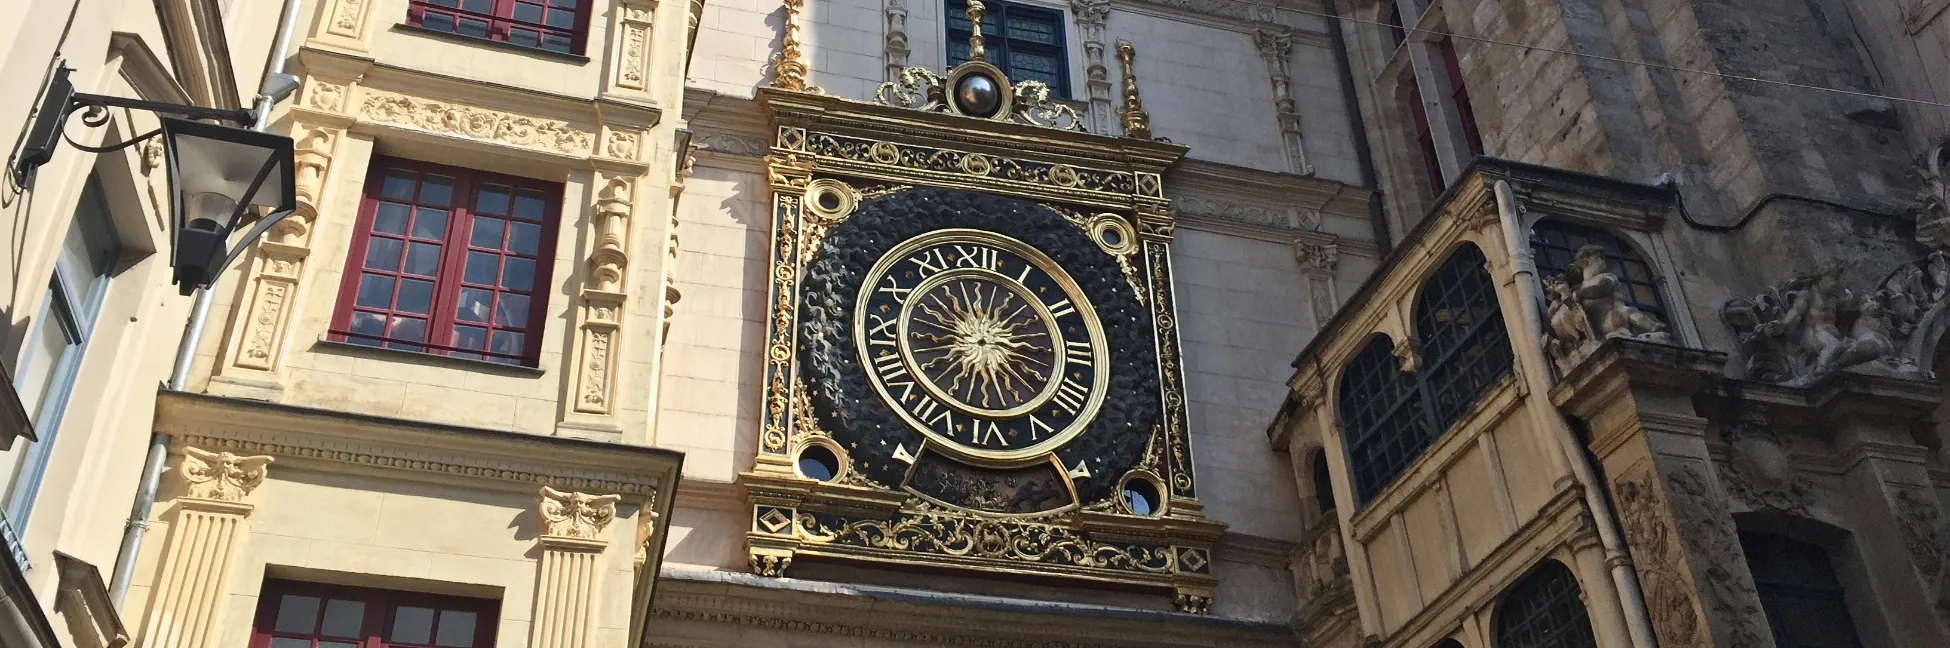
[1175,195,1320,231]
[1614,465,1770,648]
[1893,488,1950,622]
[181,447,274,502]
[692,130,769,158]
[359,90,594,156]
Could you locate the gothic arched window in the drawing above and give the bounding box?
[1530,220,1669,325]
[1494,561,1598,648]
[1414,243,1513,429]
[1337,335,1436,504]
[1741,531,1866,648]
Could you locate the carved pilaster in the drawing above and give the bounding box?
[612,0,657,93]
[1115,40,1151,139]
[1296,240,1340,328]
[137,448,273,648]
[216,124,340,390]
[1612,464,1773,648]
[1070,0,1112,135]
[884,0,910,81]
[531,487,618,648]
[312,0,377,52]
[567,176,636,423]
[1252,28,1313,175]
[754,143,815,473]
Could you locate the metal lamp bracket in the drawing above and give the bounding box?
[12,67,255,189]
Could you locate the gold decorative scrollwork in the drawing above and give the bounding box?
[873,67,1084,132]
[796,510,1176,574]
[1047,204,1145,303]
[804,133,1136,195]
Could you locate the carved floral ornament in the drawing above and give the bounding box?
[359,91,594,157]
[180,447,274,502]
[539,486,622,539]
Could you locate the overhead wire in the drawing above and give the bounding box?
[1288,6,1950,111]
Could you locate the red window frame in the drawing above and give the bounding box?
[1407,80,1443,197]
[406,0,591,55]
[330,156,561,367]
[1436,39,1485,156]
[249,579,500,648]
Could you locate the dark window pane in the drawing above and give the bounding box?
[461,0,492,12]
[472,217,507,249]
[349,311,386,338]
[507,222,541,255]
[381,170,417,200]
[495,293,530,327]
[319,642,358,648]
[464,252,500,285]
[397,279,434,315]
[423,11,457,32]
[364,237,403,271]
[453,325,488,359]
[428,0,458,6]
[509,28,541,49]
[456,288,494,323]
[356,274,396,309]
[490,331,524,362]
[513,2,543,23]
[501,257,535,291]
[435,610,478,647]
[320,599,365,638]
[556,0,576,9]
[412,208,450,240]
[545,7,575,27]
[512,189,548,221]
[457,17,490,38]
[475,184,511,215]
[374,202,411,235]
[1007,15,1056,44]
[271,639,312,648]
[274,595,321,634]
[392,606,435,645]
[420,175,454,207]
[404,242,442,277]
[542,33,573,52]
[384,314,423,343]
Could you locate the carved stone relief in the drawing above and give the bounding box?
[1614,465,1770,648]
[1252,28,1312,176]
[1917,141,1950,250]
[359,91,594,156]
[692,130,769,158]
[1893,488,1950,622]
[1175,195,1319,230]
[228,123,338,377]
[885,0,910,82]
[1542,244,1670,374]
[181,447,274,502]
[1724,263,1914,386]
[571,175,636,417]
[1070,0,1113,135]
[539,485,622,539]
[1296,241,1339,328]
[614,0,656,91]
[329,0,368,38]
[1717,403,1814,516]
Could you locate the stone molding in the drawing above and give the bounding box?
[1252,28,1313,176]
[53,552,127,648]
[154,391,682,498]
[649,570,1291,648]
[1070,0,1114,135]
[359,89,596,157]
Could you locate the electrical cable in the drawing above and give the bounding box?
[1291,6,1950,111]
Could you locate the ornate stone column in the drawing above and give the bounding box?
[1294,239,1339,328]
[1069,0,1112,135]
[561,170,637,435]
[137,448,273,648]
[530,487,620,648]
[884,0,910,81]
[1253,29,1314,176]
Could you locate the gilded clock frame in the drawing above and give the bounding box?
[742,87,1221,612]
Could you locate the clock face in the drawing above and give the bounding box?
[854,230,1109,464]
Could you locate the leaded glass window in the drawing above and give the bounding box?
[1336,335,1435,504]
[1495,561,1598,648]
[1415,243,1512,429]
[946,0,1070,96]
[1530,220,1669,325]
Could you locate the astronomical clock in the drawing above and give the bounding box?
[742,5,1223,612]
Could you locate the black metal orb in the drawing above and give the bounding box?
[954,73,1003,117]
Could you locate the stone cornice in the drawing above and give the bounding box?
[1216,532,1298,568]
[651,569,1290,648]
[153,391,684,499]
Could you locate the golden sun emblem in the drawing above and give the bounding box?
[909,281,1054,409]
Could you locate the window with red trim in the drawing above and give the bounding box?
[250,579,499,648]
[1436,38,1485,156]
[1406,80,1443,197]
[407,0,589,55]
[331,157,560,367]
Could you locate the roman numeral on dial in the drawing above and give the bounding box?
[1051,376,1089,415]
[1064,340,1093,367]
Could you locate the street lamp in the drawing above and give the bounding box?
[11,67,297,295]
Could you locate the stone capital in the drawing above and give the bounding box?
[180,447,273,502]
[539,486,622,540]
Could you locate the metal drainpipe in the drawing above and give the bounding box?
[109,0,306,607]
[1493,180,1659,648]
